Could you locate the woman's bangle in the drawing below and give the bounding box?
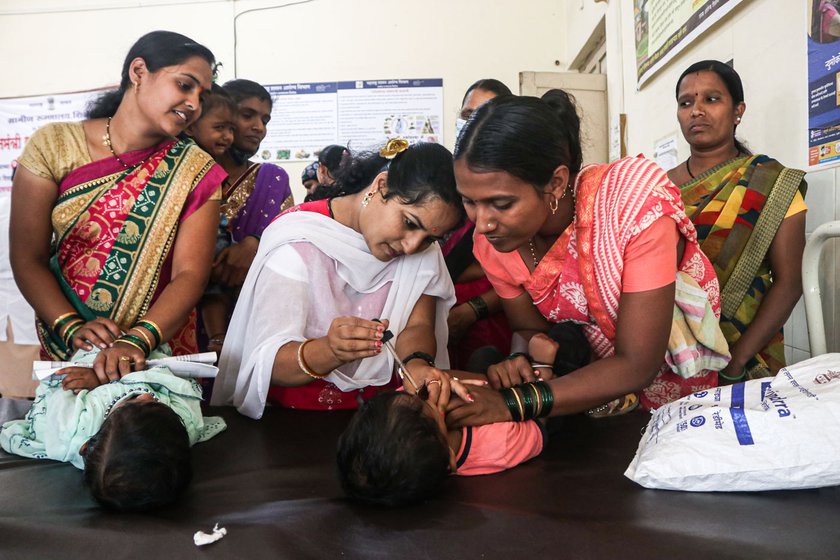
[129,327,153,351]
[501,381,554,421]
[52,312,82,335]
[117,334,150,356]
[466,296,489,320]
[298,339,329,379]
[116,337,148,357]
[134,319,162,348]
[63,321,84,348]
[401,351,435,367]
[718,367,747,382]
[507,351,533,363]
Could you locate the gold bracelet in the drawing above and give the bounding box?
[116,338,146,355]
[527,382,542,418]
[135,319,163,347]
[297,339,329,379]
[51,310,78,330]
[129,327,153,350]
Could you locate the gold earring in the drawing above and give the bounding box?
[549,197,559,215]
[361,190,376,207]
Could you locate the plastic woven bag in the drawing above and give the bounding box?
[625,354,840,491]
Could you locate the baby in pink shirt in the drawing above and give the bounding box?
[337,388,544,506]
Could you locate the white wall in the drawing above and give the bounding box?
[0,0,567,200]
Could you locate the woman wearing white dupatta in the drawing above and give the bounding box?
[212,141,466,418]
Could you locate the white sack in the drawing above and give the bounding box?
[625,353,840,491]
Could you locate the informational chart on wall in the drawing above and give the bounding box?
[808,0,840,167]
[634,0,744,87]
[259,78,443,163]
[0,88,104,343]
[0,89,104,189]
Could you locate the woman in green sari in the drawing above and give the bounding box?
[10,31,225,384]
[668,60,807,382]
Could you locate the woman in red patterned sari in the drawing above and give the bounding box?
[447,92,728,428]
[10,31,225,384]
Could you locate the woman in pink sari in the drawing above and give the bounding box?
[448,92,728,427]
[10,31,225,383]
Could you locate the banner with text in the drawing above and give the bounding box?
[808,0,840,167]
[634,0,744,87]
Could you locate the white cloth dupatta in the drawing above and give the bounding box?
[211,211,455,418]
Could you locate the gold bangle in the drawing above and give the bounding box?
[297,339,329,379]
[510,386,526,421]
[130,327,153,350]
[136,319,163,346]
[116,338,145,355]
[528,383,542,418]
[51,311,78,330]
[59,317,84,336]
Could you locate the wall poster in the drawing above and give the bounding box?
[634,0,745,87]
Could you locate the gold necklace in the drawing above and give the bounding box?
[528,238,540,268]
[103,116,154,170]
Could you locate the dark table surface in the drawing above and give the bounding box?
[1,400,838,559]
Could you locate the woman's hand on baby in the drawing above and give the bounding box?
[445,384,512,427]
[325,316,386,364]
[487,354,540,389]
[409,365,479,413]
[60,367,103,393]
[91,342,147,384]
[69,317,122,352]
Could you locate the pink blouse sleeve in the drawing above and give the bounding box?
[473,234,528,299]
[622,216,679,293]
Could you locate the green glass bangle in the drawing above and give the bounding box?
[63,322,83,348]
[118,333,150,356]
[53,313,83,337]
[534,381,554,418]
[501,387,523,421]
[135,320,162,348]
[466,296,489,320]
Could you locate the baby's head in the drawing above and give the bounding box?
[337,391,454,507]
[81,394,192,512]
[187,83,237,159]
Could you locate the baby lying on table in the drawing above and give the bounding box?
[0,349,225,512]
[336,323,590,506]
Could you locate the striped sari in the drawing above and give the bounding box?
[680,154,806,380]
[36,138,225,360]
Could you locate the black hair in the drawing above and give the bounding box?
[337,392,451,507]
[200,83,238,117]
[222,79,273,110]
[82,399,192,512]
[675,60,750,155]
[332,142,466,222]
[455,91,583,188]
[87,30,216,119]
[318,144,350,173]
[461,78,512,107]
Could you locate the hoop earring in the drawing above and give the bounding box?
[549,197,559,215]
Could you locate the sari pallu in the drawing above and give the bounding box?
[222,162,294,241]
[37,139,224,360]
[524,157,723,409]
[680,155,806,380]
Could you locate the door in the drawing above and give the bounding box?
[520,71,608,165]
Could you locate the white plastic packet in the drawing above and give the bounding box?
[193,523,227,546]
[625,353,840,491]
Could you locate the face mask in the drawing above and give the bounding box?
[454,118,467,142]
